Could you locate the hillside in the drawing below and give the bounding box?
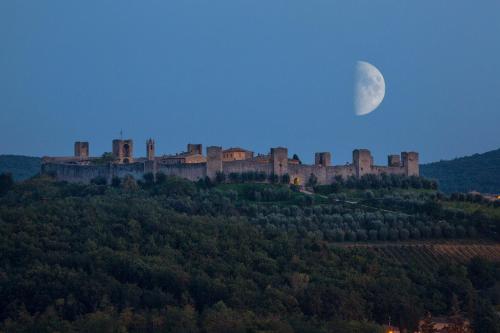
[1,174,500,332]
[0,155,40,181]
[3,148,500,195]
[421,148,500,194]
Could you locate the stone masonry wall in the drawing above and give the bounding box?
[157,163,206,181]
[42,148,419,185]
[222,160,273,175]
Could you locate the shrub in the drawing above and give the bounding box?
[307,173,318,187]
[356,229,368,241]
[399,228,410,241]
[90,176,107,185]
[345,230,357,242]
[389,228,399,241]
[334,229,345,242]
[216,171,226,183]
[379,227,388,241]
[111,176,121,187]
[0,173,14,196]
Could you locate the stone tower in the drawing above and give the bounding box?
[206,146,222,180]
[74,141,89,158]
[112,139,134,164]
[187,144,203,155]
[271,147,288,177]
[387,154,401,167]
[315,152,331,167]
[146,139,155,161]
[353,149,373,178]
[402,152,419,176]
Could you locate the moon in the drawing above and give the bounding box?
[354,61,386,116]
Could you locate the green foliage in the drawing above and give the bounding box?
[307,173,318,187]
[0,177,500,331]
[421,148,500,193]
[0,173,14,196]
[215,171,226,183]
[92,152,116,165]
[0,155,40,181]
[90,176,108,185]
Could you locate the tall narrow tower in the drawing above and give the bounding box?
[401,152,419,176]
[271,147,288,177]
[74,141,89,159]
[112,139,134,164]
[146,139,155,161]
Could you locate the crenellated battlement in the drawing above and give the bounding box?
[41,139,419,185]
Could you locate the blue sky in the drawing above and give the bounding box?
[1,1,499,164]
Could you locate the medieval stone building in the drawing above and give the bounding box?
[42,139,419,185]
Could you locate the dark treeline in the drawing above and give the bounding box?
[1,173,500,332]
[421,148,500,194]
[315,174,438,194]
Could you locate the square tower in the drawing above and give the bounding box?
[187,144,203,155]
[112,139,134,164]
[353,149,373,178]
[206,146,222,179]
[401,152,419,176]
[387,154,401,167]
[271,147,288,176]
[315,152,331,167]
[74,141,89,158]
[146,139,155,161]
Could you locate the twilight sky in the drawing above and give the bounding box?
[1,1,499,164]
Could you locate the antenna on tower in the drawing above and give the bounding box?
[120,129,123,140]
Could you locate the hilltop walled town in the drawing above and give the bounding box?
[42,139,419,185]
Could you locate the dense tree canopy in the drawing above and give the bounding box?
[1,173,500,332]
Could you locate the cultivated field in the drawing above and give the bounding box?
[332,240,500,268]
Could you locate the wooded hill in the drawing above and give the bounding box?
[0,155,40,181]
[3,146,500,194]
[421,148,500,194]
[1,173,500,332]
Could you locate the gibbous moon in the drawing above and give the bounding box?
[354,61,386,116]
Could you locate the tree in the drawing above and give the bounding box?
[90,176,107,185]
[156,172,167,184]
[93,152,116,165]
[202,301,252,333]
[111,176,121,187]
[419,313,437,333]
[0,172,14,195]
[307,173,318,187]
[122,175,138,191]
[447,294,472,333]
[143,172,155,186]
[473,299,500,333]
[165,305,199,333]
[215,172,226,184]
[268,173,279,184]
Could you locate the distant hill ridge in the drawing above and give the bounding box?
[0,155,41,181]
[421,148,500,194]
[1,149,500,193]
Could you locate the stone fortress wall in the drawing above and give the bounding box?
[41,139,419,185]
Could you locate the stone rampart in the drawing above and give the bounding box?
[157,163,206,181]
[42,146,419,185]
[222,160,273,175]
